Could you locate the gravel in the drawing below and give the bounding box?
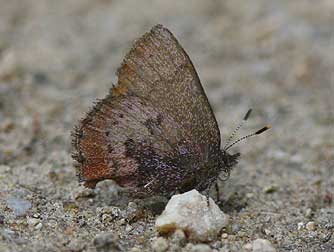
[0,0,333,251]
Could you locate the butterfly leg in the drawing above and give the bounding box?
[215,182,221,202]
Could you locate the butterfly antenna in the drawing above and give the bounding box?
[224,125,271,151]
[223,109,252,150]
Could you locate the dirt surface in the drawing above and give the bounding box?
[0,1,333,251]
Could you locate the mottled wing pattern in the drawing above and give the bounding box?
[117,25,221,156]
[72,25,223,196]
[73,92,182,190]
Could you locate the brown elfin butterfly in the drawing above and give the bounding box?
[71,24,270,197]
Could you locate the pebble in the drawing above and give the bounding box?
[185,243,213,252]
[156,190,229,241]
[6,197,32,216]
[243,243,253,250]
[297,222,304,230]
[252,239,276,252]
[305,208,313,218]
[27,217,40,227]
[129,248,142,252]
[263,185,277,194]
[0,50,18,79]
[125,201,142,221]
[96,206,123,222]
[47,219,58,228]
[0,165,11,173]
[151,237,169,252]
[221,233,228,239]
[34,222,43,230]
[93,232,122,252]
[306,221,316,231]
[264,229,271,236]
[125,224,133,232]
[72,186,96,200]
[231,223,241,233]
[237,231,247,238]
[246,193,254,198]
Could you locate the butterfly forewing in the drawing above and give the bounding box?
[117,25,221,153]
[72,25,223,196]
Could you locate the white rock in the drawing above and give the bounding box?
[129,248,141,252]
[34,222,43,230]
[151,237,168,252]
[243,243,252,250]
[306,221,316,231]
[297,222,304,230]
[27,217,40,226]
[183,243,213,252]
[252,239,276,252]
[155,190,229,241]
[189,244,212,252]
[221,233,228,239]
[305,208,312,218]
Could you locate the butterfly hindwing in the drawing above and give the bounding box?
[72,25,228,196]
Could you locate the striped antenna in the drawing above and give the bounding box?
[224,125,271,151]
[223,109,252,150]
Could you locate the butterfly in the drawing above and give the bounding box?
[71,24,269,198]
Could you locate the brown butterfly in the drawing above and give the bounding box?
[71,24,269,198]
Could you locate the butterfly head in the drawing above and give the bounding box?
[219,150,240,179]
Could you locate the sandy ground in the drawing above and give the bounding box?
[0,0,333,251]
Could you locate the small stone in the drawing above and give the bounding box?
[243,243,252,250]
[189,244,212,252]
[228,234,236,241]
[32,213,40,218]
[0,50,18,80]
[263,185,277,194]
[34,222,43,230]
[305,208,313,218]
[306,221,316,231]
[97,206,123,219]
[125,224,133,232]
[151,237,169,252]
[27,217,40,226]
[156,190,229,241]
[237,231,247,238]
[263,229,271,236]
[67,239,86,252]
[231,223,240,233]
[94,232,122,252]
[6,197,32,217]
[252,239,276,252]
[246,193,254,199]
[47,219,58,228]
[63,201,78,212]
[0,165,11,173]
[72,186,96,200]
[297,222,304,230]
[290,154,303,163]
[129,248,142,252]
[221,233,228,239]
[125,201,143,221]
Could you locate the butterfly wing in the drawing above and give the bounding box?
[117,25,221,154]
[72,93,196,194]
[72,25,222,195]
